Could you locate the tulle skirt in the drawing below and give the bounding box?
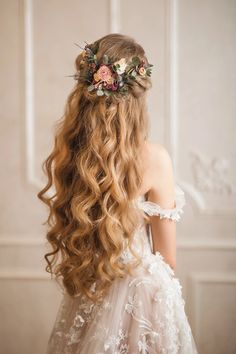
[46,250,198,354]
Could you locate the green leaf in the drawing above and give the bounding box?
[131,56,141,66]
[113,64,121,72]
[88,85,95,91]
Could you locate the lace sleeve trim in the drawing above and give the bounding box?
[136,184,186,222]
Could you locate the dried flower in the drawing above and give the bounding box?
[69,41,154,97]
[93,65,114,84]
[139,67,146,76]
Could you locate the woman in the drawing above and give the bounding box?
[38,33,198,354]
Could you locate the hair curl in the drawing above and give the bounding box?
[37,33,152,304]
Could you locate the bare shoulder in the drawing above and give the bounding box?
[142,141,173,179]
[145,141,172,167]
[141,141,175,203]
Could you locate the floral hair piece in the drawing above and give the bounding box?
[69,41,154,97]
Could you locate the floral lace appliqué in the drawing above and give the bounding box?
[136,184,186,222]
[46,183,198,354]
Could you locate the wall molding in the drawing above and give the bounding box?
[1,236,236,250]
[109,0,121,33]
[23,0,122,190]
[0,237,45,246]
[0,270,49,280]
[188,271,236,341]
[190,150,234,195]
[167,0,179,176]
[23,0,42,189]
[177,238,236,250]
[166,1,236,217]
[179,180,236,216]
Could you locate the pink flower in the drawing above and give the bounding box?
[111,82,118,91]
[93,64,114,84]
[90,63,97,71]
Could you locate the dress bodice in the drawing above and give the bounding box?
[135,183,186,222]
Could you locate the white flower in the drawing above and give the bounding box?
[104,334,116,351]
[147,261,159,274]
[114,58,127,74]
[118,328,128,341]
[138,335,149,353]
[73,313,85,327]
[119,343,129,354]
[125,294,141,315]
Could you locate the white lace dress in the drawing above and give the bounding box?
[46,184,198,354]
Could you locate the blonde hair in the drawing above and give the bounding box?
[37,33,152,304]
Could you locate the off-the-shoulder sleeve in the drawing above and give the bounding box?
[136,184,186,222]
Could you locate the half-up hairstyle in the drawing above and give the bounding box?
[37,33,152,304]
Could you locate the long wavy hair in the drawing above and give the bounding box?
[37,33,152,304]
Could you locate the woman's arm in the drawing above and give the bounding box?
[147,143,176,271]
